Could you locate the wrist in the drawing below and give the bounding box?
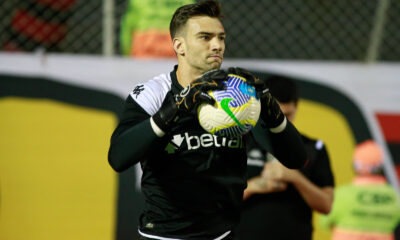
[260,94,286,130]
[152,94,180,134]
[287,170,302,183]
[269,116,287,133]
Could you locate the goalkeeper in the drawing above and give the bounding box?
[108,1,307,239]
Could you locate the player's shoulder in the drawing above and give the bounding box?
[301,133,325,151]
[129,72,172,116]
[130,72,171,99]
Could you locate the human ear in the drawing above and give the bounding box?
[173,37,185,56]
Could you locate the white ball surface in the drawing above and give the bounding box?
[198,74,261,138]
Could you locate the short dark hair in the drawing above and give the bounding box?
[267,75,299,105]
[170,0,222,39]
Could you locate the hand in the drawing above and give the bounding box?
[227,67,263,93]
[227,67,285,129]
[152,69,227,134]
[261,161,298,182]
[247,176,287,194]
[175,69,227,112]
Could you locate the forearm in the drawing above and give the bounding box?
[269,120,307,169]
[290,171,334,214]
[108,119,158,172]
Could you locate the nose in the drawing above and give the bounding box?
[210,37,223,52]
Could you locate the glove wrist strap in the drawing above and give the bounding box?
[150,117,166,137]
[269,116,287,133]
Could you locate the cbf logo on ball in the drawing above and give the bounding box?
[197,74,261,138]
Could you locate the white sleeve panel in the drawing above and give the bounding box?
[129,73,172,116]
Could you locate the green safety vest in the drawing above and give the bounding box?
[120,0,194,56]
[320,178,400,235]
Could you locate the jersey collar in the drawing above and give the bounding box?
[170,65,184,92]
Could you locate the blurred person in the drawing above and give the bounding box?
[120,0,194,57]
[108,1,308,239]
[2,0,76,52]
[234,76,335,240]
[320,140,400,240]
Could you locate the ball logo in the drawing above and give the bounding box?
[220,98,245,129]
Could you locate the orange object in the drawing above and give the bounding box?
[353,140,383,175]
[131,30,176,58]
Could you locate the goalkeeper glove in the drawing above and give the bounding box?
[227,67,285,131]
[151,69,227,136]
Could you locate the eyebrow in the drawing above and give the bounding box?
[196,31,226,36]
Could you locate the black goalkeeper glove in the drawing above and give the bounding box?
[227,67,285,129]
[152,69,227,135]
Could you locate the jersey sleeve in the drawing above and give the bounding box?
[252,119,307,169]
[310,141,335,188]
[108,95,158,172]
[268,120,308,169]
[108,75,171,172]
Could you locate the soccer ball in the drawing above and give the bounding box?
[197,74,261,138]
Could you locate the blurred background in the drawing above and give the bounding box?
[0,0,399,240]
[1,0,399,59]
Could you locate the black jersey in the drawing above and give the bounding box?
[110,66,247,239]
[108,66,307,240]
[234,133,335,240]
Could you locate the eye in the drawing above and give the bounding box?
[200,35,210,40]
[219,36,226,41]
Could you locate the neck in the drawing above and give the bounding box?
[176,61,206,88]
[353,175,387,185]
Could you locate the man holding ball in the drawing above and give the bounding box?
[108,1,307,239]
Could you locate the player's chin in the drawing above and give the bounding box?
[208,60,222,69]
